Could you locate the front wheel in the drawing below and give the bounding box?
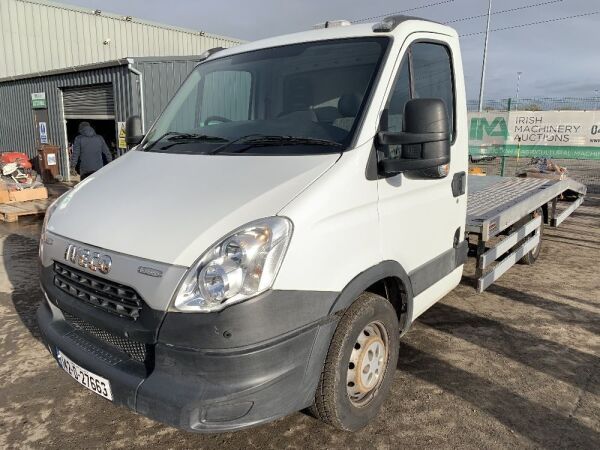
[309,292,399,431]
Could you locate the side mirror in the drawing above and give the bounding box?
[377,98,450,175]
[125,115,144,146]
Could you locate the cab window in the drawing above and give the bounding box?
[385,41,455,140]
[411,43,454,138]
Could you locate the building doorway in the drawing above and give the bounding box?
[61,83,119,177]
[65,119,118,167]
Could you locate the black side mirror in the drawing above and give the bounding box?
[377,98,450,175]
[125,115,144,146]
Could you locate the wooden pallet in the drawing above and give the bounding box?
[0,198,53,222]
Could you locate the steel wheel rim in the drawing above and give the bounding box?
[346,321,389,406]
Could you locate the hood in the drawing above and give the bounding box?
[80,126,96,137]
[48,150,339,266]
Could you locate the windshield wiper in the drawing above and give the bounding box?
[145,132,227,151]
[209,134,343,154]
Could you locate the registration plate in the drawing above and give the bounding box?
[57,350,113,400]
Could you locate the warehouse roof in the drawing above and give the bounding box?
[18,0,240,43]
[0,56,205,83]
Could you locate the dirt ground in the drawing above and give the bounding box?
[0,196,598,449]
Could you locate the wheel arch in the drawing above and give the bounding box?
[328,261,414,334]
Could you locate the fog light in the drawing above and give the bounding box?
[194,401,254,426]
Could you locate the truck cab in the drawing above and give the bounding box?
[38,16,469,431]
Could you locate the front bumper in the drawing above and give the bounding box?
[37,291,338,432]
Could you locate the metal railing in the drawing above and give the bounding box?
[468,97,600,112]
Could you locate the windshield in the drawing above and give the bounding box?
[142,37,389,155]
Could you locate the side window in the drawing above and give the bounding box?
[387,60,410,133]
[200,70,252,125]
[384,42,455,139]
[385,59,410,158]
[411,42,454,138]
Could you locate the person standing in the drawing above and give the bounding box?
[70,122,113,180]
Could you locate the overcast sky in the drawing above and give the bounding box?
[63,0,599,101]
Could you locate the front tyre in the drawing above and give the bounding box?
[310,292,399,431]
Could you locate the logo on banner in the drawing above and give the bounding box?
[469,117,509,141]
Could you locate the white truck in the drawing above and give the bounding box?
[37,16,585,432]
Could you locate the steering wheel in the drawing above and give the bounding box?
[204,115,232,126]
[277,107,319,118]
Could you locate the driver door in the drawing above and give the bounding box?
[377,35,468,318]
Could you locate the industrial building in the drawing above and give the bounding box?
[0,0,242,179]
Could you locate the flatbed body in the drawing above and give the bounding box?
[465,175,586,292]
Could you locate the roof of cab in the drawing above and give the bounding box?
[210,15,457,61]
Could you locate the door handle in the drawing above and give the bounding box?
[452,171,466,197]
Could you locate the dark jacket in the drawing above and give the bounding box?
[71,125,112,174]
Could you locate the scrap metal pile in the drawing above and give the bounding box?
[0,152,43,190]
[520,157,568,180]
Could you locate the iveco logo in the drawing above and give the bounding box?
[64,244,112,274]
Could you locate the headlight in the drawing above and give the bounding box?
[40,190,73,250]
[172,217,293,312]
[39,195,63,259]
[42,198,59,234]
[41,190,72,235]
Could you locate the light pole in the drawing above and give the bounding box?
[478,0,493,112]
[515,71,523,111]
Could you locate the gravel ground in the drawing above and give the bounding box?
[0,196,598,449]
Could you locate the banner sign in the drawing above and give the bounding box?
[468,111,600,160]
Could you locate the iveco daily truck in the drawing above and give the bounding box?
[37,16,585,432]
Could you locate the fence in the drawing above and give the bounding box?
[467,99,600,193]
[467,97,600,112]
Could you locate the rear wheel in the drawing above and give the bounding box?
[310,292,399,431]
[519,207,544,265]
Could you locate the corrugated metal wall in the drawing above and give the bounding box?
[133,58,201,128]
[0,64,136,178]
[133,60,253,134]
[0,57,211,179]
[201,71,252,122]
[0,0,242,79]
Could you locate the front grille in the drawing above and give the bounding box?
[53,261,143,320]
[63,311,148,363]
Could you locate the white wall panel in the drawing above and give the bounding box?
[0,0,242,79]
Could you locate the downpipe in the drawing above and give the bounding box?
[127,59,145,133]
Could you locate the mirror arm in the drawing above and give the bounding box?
[377,131,449,146]
[125,135,143,145]
[381,155,450,173]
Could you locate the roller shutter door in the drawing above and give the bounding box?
[62,84,115,119]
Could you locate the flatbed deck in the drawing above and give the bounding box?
[466,175,586,240]
[465,175,586,292]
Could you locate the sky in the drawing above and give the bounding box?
[60,0,599,101]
